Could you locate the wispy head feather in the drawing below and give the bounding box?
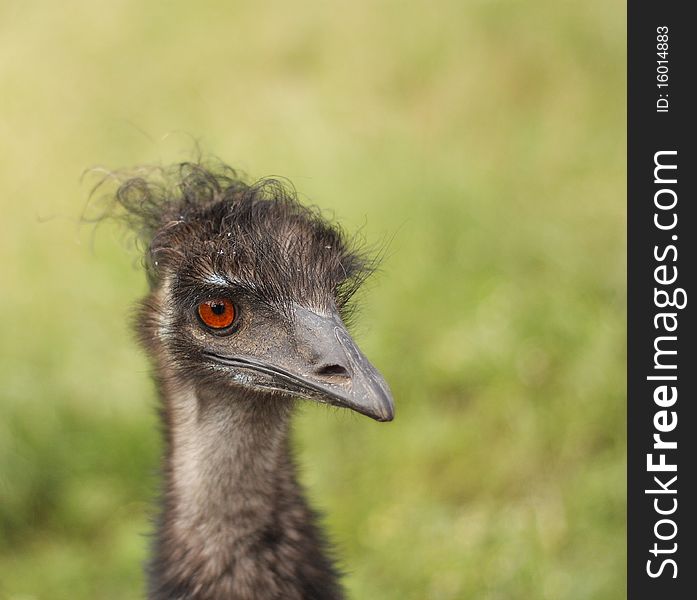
[91,161,378,322]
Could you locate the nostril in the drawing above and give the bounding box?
[315,363,350,380]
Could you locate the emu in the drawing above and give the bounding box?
[109,163,394,600]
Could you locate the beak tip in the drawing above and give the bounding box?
[344,390,394,422]
[374,397,395,422]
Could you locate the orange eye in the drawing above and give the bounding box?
[197,299,236,330]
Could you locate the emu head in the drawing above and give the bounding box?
[116,164,394,422]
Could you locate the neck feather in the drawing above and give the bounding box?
[147,370,343,600]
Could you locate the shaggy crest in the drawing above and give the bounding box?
[103,162,375,321]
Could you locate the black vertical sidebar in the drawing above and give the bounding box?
[628,2,696,599]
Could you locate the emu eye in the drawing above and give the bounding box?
[197,299,236,330]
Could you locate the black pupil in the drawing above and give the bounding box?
[211,302,226,315]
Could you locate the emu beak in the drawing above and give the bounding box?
[290,306,395,422]
[205,306,394,421]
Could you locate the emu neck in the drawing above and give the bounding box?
[149,375,343,600]
[166,382,293,541]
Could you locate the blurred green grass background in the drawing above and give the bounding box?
[0,1,625,598]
